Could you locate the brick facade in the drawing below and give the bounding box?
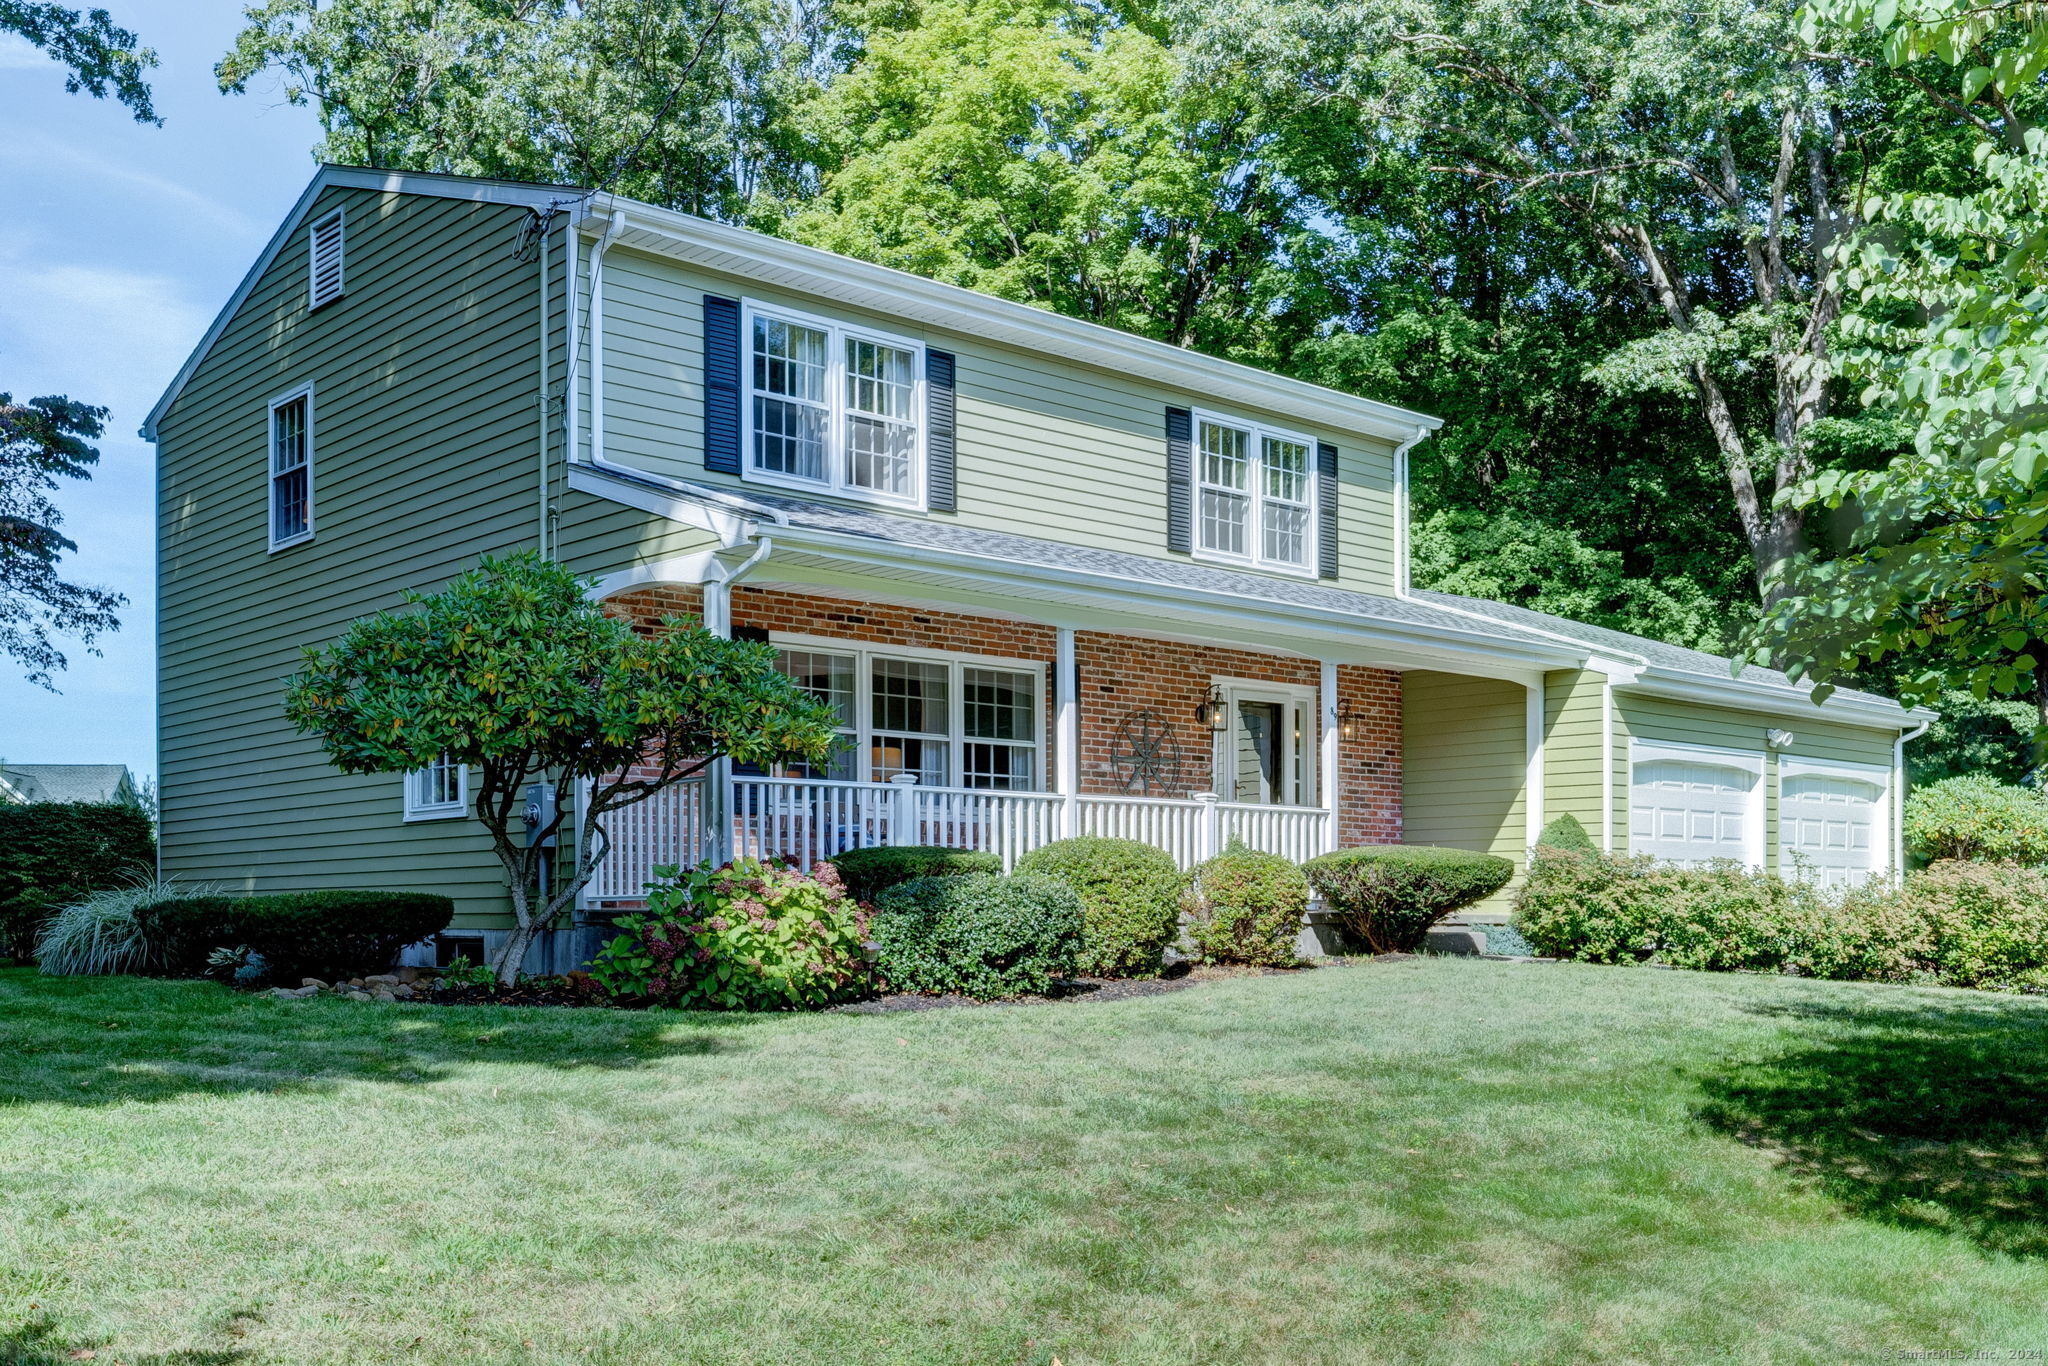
[601,583,1401,847]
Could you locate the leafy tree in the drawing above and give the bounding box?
[1747,0,2048,774]
[1,1,157,122]
[218,0,819,220]
[282,553,840,982]
[0,395,124,689]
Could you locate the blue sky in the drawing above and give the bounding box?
[0,3,322,784]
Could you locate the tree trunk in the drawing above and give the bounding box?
[493,919,537,983]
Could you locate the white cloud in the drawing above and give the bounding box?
[0,34,49,72]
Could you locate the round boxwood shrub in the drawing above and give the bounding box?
[1013,836,1184,977]
[136,890,453,980]
[821,845,1001,904]
[1534,812,1597,854]
[871,872,1083,999]
[1304,845,1514,954]
[1903,775,2048,866]
[1181,840,1308,966]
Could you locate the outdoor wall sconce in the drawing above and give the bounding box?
[1335,699,1359,740]
[1197,686,1229,731]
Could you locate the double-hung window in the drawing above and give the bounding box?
[1194,412,1316,574]
[769,640,1040,790]
[268,385,314,550]
[746,303,922,506]
[404,753,467,820]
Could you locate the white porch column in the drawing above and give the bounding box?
[702,574,733,864]
[1056,626,1079,837]
[1319,660,1341,854]
[1525,680,1547,855]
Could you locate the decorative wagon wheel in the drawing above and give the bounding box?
[1111,709,1184,795]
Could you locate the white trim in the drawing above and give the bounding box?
[265,382,315,552]
[583,197,1443,445]
[1776,754,1894,885]
[587,551,726,600]
[1627,737,1766,869]
[1391,428,1428,597]
[1210,675,1319,807]
[1600,675,1616,853]
[1188,407,1319,578]
[1056,627,1079,833]
[402,756,469,821]
[1778,754,1892,782]
[1525,683,1546,854]
[586,210,627,467]
[568,462,750,543]
[308,207,345,311]
[1319,660,1340,829]
[767,630,1047,791]
[740,297,927,511]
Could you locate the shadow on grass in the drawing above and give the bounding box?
[1699,993,2048,1257]
[0,969,788,1110]
[0,1318,244,1365]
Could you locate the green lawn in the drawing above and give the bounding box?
[3,961,2047,1365]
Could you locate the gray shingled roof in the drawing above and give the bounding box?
[736,488,1575,652]
[1408,589,1908,710]
[0,764,135,805]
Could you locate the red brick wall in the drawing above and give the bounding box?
[600,584,1400,847]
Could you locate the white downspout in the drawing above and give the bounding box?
[1525,680,1546,857]
[586,209,627,469]
[1600,676,1616,853]
[1894,717,1931,876]
[1392,426,1428,598]
[1320,659,1341,853]
[703,535,773,866]
[1056,627,1079,838]
[537,214,551,557]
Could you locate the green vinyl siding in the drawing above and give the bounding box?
[1402,671,1529,914]
[591,246,1403,595]
[155,184,724,926]
[1542,669,1607,844]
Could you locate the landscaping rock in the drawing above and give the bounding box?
[301,978,329,991]
[344,990,373,1002]
[365,974,401,987]
[397,966,423,984]
[267,987,299,1000]
[373,989,398,1003]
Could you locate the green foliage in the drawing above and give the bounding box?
[870,872,1083,999]
[283,551,839,982]
[1,0,157,122]
[588,859,870,1010]
[0,801,155,961]
[1908,860,2048,991]
[1303,846,1514,954]
[1910,690,2038,786]
[137,890,453,980]
[1535,813,1598,855]
[1,394,128,687]
[436,955,498,988]
[33,876,187,977]
[1013,837,1185,978]
[1903,775,2048,864]
[1179,841,1307,967]
[821,845,1001,905]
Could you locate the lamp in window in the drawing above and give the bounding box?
[1196,686,1229,732]
[1334,699,1359,740]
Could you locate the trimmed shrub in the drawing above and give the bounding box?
[1905,860,2048,990]
[34,877,190,977]
[871,873,1083,999]
[1535,812,1597,854]
[822,845,1001,904]
[1304,845,1514,954]
[1013,836,1185,977]
[1181,841,1308,966]
[1517,847,1814,971]
[1903,775,2048,865]
[589,859,869,1009]
[137,890,453,979]
[1791,880,1935,985]
[0,802,156,962]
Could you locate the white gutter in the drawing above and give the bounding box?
[536,212,552,556]
[584,210,627,467]
[1894,715,1933,875]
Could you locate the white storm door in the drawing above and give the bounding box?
[1778,759,1889,888]
[1629,741,1763,868]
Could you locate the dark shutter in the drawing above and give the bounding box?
[1317,440,1340,579]
[926,348,957,512]
[702,294,742,474]
[1166,406,1193,554]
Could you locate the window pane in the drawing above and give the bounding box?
[1263,436,1310,503]
[871,735,947,786]
[752,316,827,401]
[872,657,948,735]
[963,667,1034,742]
[1262,501,1310,566]
[963,742,1035,790]
[845,338,915,420]
[1200,422,1249,490]
[776,648,857,727]
[845,414,915,495]
[1200,488,1248,556]
[272,466,309,542]
[272,398,307,474]
[752,396,828,480]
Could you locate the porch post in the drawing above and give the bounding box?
[702,574,733,865]
[1319,660,1340,854]
[1525,680,1546,857]
[1056,626,1079,837]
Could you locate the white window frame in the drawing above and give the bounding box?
[266,382,315,552]
[1210,676,1320,807]
[308,207,345,311]
[402,754,469,821]
[1627,738,1765,870]
[1776,754,1893,881]
[767,632,1045,790]
[740,299,926,511]
[1191,408,1320,578]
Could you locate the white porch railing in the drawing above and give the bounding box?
[581,775,1336,904]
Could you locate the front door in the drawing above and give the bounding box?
[1220,685,1314,805]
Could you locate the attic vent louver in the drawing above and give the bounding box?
[308,210,345,311]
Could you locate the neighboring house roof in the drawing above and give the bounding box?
[0,764,136,805]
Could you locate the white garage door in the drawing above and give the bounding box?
[1779,768,1886,887]
[1630,753,1759,866]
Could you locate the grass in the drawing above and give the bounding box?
[2,961,2048,1365]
